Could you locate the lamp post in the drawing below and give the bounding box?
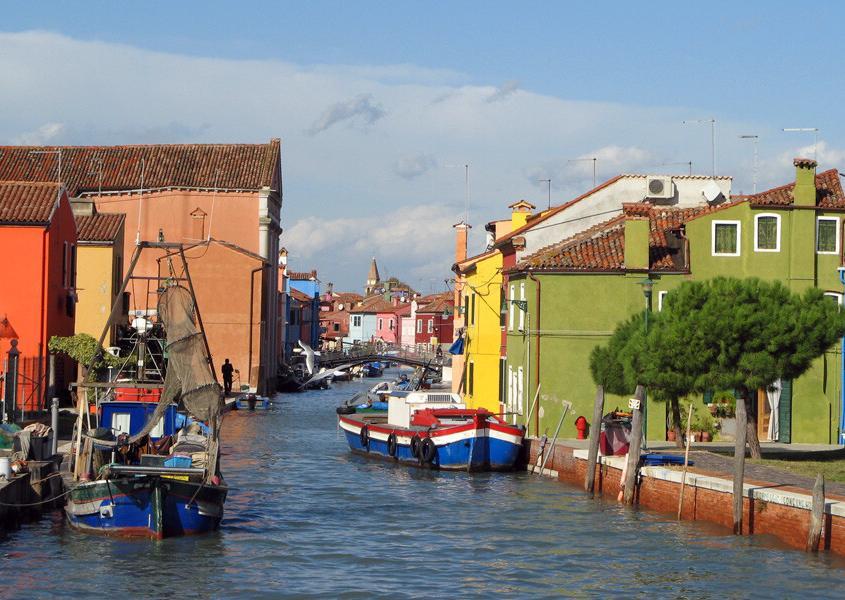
[638,278,654,449]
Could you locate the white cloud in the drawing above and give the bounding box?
[307,94,386,135]
[393,153,437,179]
[0,30,811,288]
[11,122,65,145]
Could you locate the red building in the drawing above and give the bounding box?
[318,290,363,350]
[0,181,77,416]
[415,294,454,347]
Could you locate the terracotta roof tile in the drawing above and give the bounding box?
[290,288,314,303]
[0,140,281,197]
[75,212,124,242]
[743,168,844,208]
[514,204,728,273]
[417,295,454,314]
[288,270,317,280]
[0,181,62,224]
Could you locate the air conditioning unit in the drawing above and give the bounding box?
[645,176,674,199]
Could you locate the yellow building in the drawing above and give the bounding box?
[72,201,125,345]
[452,201,535,411]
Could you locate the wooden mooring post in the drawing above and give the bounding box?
[733,393,748,534]
[622,385,645,505]
[807,473,825,552]
[584,385,604,496]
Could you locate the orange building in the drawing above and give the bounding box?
[0,181,77,417]
[0,141,284,393]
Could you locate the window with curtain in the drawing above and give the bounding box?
[755,215,778,251]
[817,218,838,253]
[713,222,739,255]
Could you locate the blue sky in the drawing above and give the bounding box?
[4,1,845,290]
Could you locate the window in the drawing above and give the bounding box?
[70,244,77,287]
[352,315,362,327]
[62,242,69,288]
[657,290,669,311]
[817,217,840,254]
[111,413,131,436]
[712,220,740,256]
[468,362,475,396]
[824,292,843,307]
[499,357,507,407]
[150,417,165,439]
[508,284,515,330]
[754,213,781,252]
[507,365,514,415]
[378,318,383,330]
[389,319,394,331]
[516,366,524,414]
[518,282,526,331]
[333,323,340,332]
[464,294,469,320]
[416,319,422,333]
[470,293,476,325]
[427,319,434,333]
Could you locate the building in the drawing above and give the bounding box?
[0,141,283,393]
[0,181,77,415]
[72,200,126,344]
[346,295,381,345]
[364,258,380,296]
[286,270,320,354]
[505,158,844,444]
[414,294,454,347]
[318,289,363,351]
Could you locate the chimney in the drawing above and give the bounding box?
[793,157,818,207]
[454,221,471,263]
[623,203,650,271]
[508,200,536,230]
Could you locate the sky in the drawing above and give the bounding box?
[3,1,845,292]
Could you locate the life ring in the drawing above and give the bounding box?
[359,425,369,450]
[420,437,437,464]
[387,433,398,458]
[410,435,422,458]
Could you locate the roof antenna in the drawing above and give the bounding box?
[567,157,597,188]
[538,178,551,210]
[683,118,716,177]
[87,157,104,197]
[783,127,819,161]
[738,135,759,194]
[135,158,145,246]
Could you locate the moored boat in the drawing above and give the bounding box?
[234,393,270,410]
[337,391,524,471]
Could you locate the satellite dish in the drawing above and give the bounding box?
[703,180,723,204]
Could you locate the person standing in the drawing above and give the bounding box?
[222,359,234,396]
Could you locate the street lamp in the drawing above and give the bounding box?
[638,277,655,449]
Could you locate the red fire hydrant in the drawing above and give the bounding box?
[574,415,589,440]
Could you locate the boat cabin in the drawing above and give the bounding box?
[100,401,178,441]
[386,391,465,428]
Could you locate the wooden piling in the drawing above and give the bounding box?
[584,385,604,496]
[733,393,748,534]
[807,473,825,552]
[677,402,694,520]
[623,385,645,505]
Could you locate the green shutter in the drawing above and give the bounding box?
[778,379,792,443]
[703,390,713,404]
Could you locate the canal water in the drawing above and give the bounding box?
[2,372,844,598]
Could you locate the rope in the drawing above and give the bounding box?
[0,486,72,507]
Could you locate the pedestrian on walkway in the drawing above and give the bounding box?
[222,359,234,396]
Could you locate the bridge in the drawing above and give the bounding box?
[318,343,448,371]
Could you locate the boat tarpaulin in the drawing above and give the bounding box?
[448,336,465,355]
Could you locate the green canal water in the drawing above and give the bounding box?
[2,372,844,598]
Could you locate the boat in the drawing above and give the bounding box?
[337,391,524,471]
[234,393,270,410]
[65,242,227,539]
[362,362,384,378]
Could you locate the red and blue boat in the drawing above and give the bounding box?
[337,391,524,471]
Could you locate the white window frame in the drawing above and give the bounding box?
[824,292,843,306]
[352,315,361,328]
[112,413,131,436]
[508,284,515,331]
[416,319,422,333]
[427,319,434,334]
[711,220,741,257]
[816,217,840,255]
[378,318,383,330]
[389,319,394,331]
[507,365,514,417]
[518,282,526,331]
[753,213,781,253]
[657,290,669,311]
[516,366,524,414]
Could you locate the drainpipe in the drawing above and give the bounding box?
[528,272,541,436]
[838,267,845,444]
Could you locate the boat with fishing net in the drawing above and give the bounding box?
[64,243,227,539]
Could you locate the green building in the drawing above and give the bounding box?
[505,158,845,444]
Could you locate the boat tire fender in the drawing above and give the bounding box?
[387,433,398,458]
[360,425,369,450]
[420,437,437,464]
[410,435,422,458]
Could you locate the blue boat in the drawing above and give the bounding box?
[338,391,524,471]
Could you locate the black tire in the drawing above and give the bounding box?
[336,405,356,415]
[359,425,369,450]
[387,433,398,458]
[420,437,437,464]
[410,435,422,458]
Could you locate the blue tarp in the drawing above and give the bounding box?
[448,336,465,355]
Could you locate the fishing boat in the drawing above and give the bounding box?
[65,242,227,539]
[337,391,524,471]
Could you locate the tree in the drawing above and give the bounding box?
[49,333,120,380]
[589,312,645,396]
[658,277,845,459]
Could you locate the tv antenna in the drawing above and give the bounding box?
[538,178,551,209]
[567,157,597,188]
[782,127,819,160]
[738,135,759,193]
[683,118,716,176]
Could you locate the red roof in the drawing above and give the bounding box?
[0,181,62,224]
[76,212,125,243]
[513,204,728,273]
[290,288,314,303]
[740,168,845,208]
[417,295,454,314]
[0,140,280,197]
[288,270,317,280]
